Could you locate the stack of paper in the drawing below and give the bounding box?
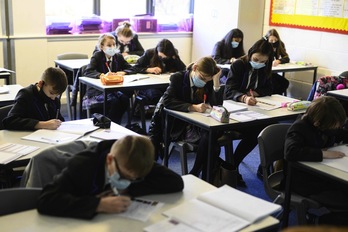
[0,143,39,164]
[21,129,82,145]
[145,185,281,232]
[222,100,247,113]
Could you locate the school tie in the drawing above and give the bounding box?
[193,87,204,103]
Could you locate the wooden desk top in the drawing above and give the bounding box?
[0,175,279,232]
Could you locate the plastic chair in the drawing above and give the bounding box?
[258,123,321,225]
[163,131,240,175]
[0,187,42,216]
[56,53,88,120]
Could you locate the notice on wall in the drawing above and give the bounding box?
[270,0,348,34]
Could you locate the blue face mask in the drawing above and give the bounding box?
[231,41,239,48]
[192,74,206,88]
[109,171,131,193]
[104,46,118,57]
[249,61,266,69]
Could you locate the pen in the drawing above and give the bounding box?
[56,109,60,119]
[204,94,207,104]
[105,62,111,72]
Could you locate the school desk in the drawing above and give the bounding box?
[217,63,318,84]
[327,88,348,101]
[0,84,23,107]
[0,119,138,182]
[79,74,170,125]
[0,174,279,232]
[282,160,348,228]
[164,95,305,183]
[0,71,11,85]
[54,59,90,84]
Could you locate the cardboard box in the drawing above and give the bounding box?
[131,17,157,32]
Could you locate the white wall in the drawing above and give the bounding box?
[263,0,348,99]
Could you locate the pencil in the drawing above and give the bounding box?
[56,109,60,119]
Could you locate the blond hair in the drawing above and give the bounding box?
[110,135,154,178]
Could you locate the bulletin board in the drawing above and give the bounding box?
[269,0,348,34]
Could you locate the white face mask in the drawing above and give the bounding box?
[231,41,239,48]
[104,46,118,57]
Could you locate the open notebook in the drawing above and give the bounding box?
[0,143,39,164]
[21,120,100,145]
[145,185,281,232]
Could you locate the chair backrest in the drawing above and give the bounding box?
[258,123,292,200]
[0,104,14,130]
[0,187,42,216]
[56,53,88,60]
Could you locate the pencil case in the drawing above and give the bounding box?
[287,101,311,111]
[100,73,124,85]
[210,106,230,123]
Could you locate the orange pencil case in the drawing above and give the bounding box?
[100,73,124,85]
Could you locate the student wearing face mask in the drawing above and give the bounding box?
[93,21,144,58]
[37,135,183,219]
[264,29,290,95]
[161,56,223,176]
[132,39,186,106]
[211,28,246,85]
[212,28,245,65]
[3,67,67,131]
[223,38,274,186]
[84,33,135,124]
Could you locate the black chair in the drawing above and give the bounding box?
[258,123,321,225]
[0,187,42,216]
[56,53,89,120]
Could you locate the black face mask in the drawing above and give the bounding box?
[38,85,56,104]
[272,41,279,48]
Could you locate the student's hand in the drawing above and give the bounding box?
[146,67,162,74]
[212,68,222,82]
[245,96,257,106]
[96,195,131,214]
[35,119,62,130]
[190,103,210,113]
[272,60,281,67]
[322,150,346,159]
[122,52,129,57]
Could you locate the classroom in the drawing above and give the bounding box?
[1,0,348,231]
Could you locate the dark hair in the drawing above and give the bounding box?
[302,96,346,131]
[150,39,179,69]
[187,56,219,77]
[221,28,245,58]
[115,21,134,38]
[41,67,68,94]
[264,29,287,58]
[245,38,274,78]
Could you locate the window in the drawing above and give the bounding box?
[45,0,193,35]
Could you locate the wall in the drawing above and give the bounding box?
[191,0,265,62]
[263,0,348,99]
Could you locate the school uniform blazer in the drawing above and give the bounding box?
[211,40,245,64]
[84,51,135,97]
[224,59,273,102]
[273,41,290,64]
[92,32,145,56]
[37,139,184,219]
[132,48,186,74]
[162,70,223,141]
[2,84,64,130]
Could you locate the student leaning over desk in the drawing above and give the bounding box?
[2,67,67,130]
[224,38,274,186]
[37,135,184,219]
[284,96,348,225]
[132,38,186,105]
[84,32,136,124]
[264,29,290,95]
[160,56,223,176]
